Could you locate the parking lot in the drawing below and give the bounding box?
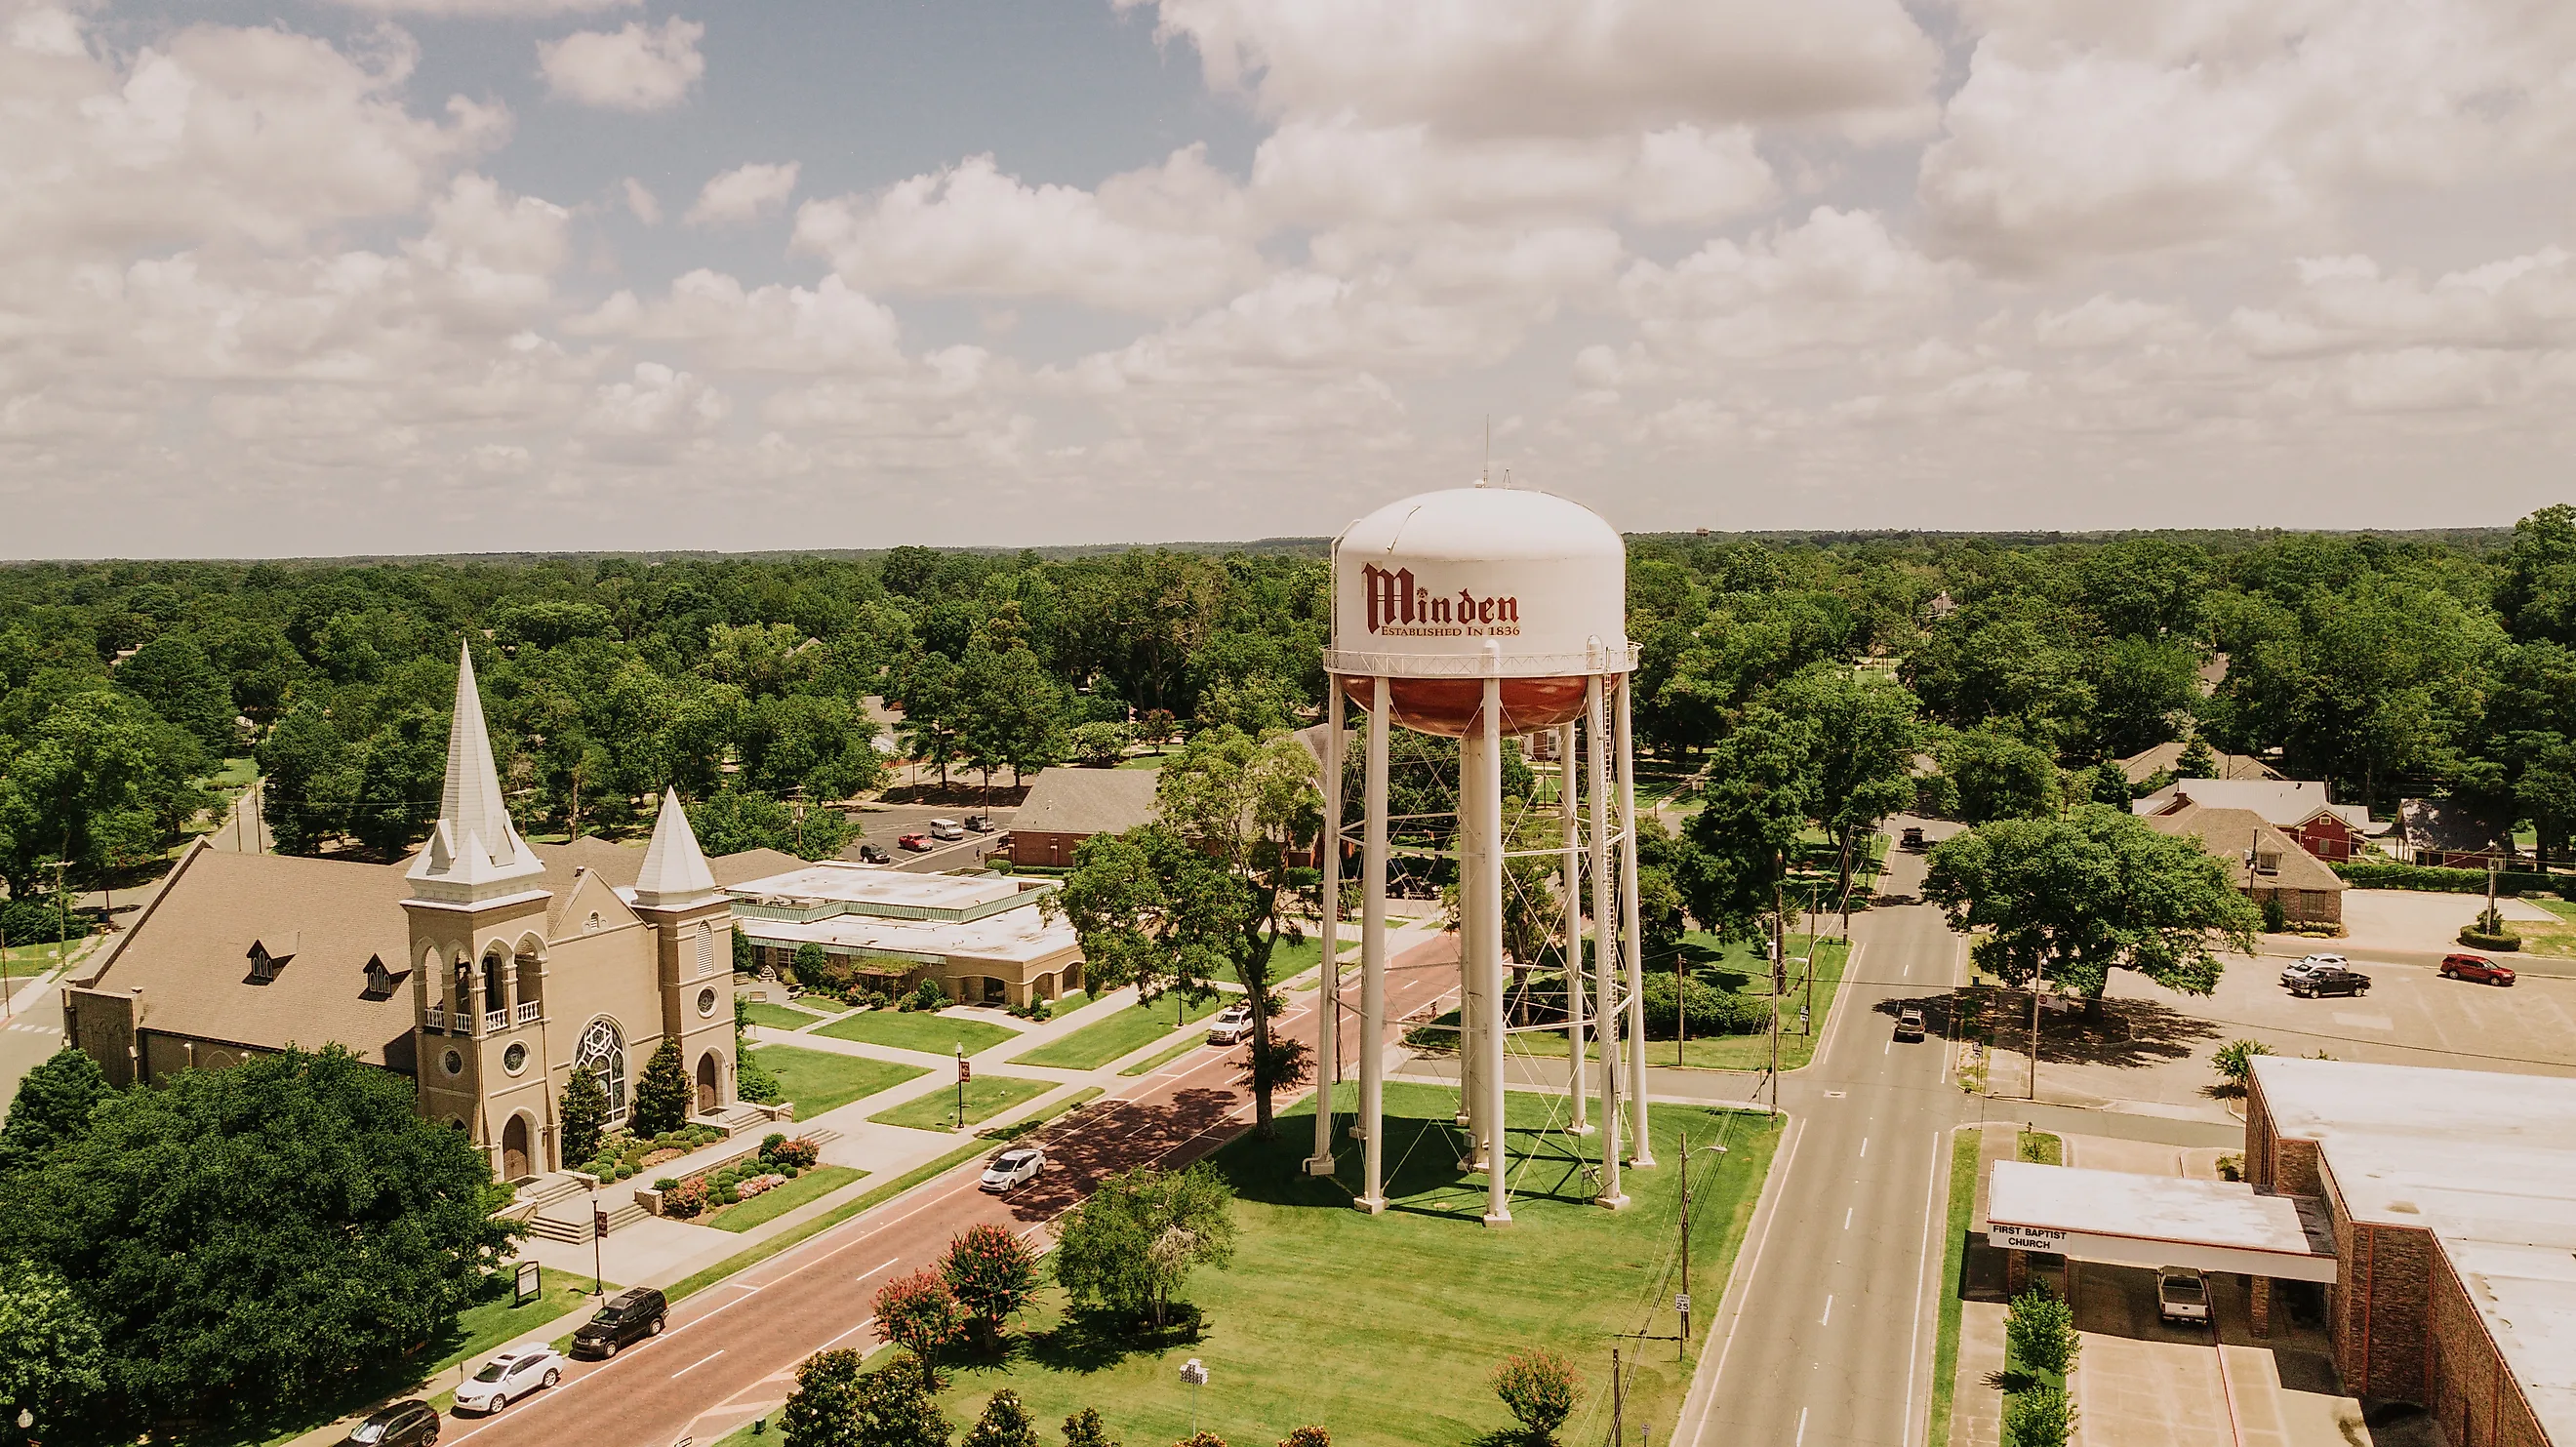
[834,802,1016,872]
[2015,945,2576,1118]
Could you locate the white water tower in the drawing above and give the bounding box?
[1307,484,1651,1225]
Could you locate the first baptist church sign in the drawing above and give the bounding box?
[1359,564,1523,639]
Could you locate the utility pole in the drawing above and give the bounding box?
[1611,1347,1624,1446]
[1677,1132,1692,1357]
[2030,982,2041,1100]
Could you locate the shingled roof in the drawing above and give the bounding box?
[1012,766,1161,838]
[2141,803,2347,895]
[2116,740,2283,785]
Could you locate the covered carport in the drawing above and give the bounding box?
[1985,1160,2339,1337]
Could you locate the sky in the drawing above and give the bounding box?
[3,0,2573,559]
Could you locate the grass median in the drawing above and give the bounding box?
[742,999,829,1030]
[1010,991,1228,1070]
[1927,1126,1983,1447]
[663,1138,1001,1307]
[818,1007,1021,1057]
[871,1074,1057,1132]
[917,1082,1780,1447]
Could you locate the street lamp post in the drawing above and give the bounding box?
[1674,1131,1730,1352]
[1179,1357,1209,1435]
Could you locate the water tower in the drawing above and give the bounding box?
[1308,484,1651,1226]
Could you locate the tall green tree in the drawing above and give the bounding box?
[1937,729,2065,824]
[0,685,209,899]
[1769,664,1924,906]
[0,1045,519,1426]
[632,1039,691,1137]
[940,1224,1040,1351]
[1050,1164,1237,1328]
[1921,806,2261,1003]
[0,1259,106,1432]
[560,1065,609,1167]
[1680,703,1817,937]
[0,1048,107,1175]
[2496,503,2576,646]
[115,634,236,756]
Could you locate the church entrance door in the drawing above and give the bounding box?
[502,1114,531,1181]
[696,1053,720,1113]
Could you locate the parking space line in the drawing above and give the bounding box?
[670,1350,724,1380]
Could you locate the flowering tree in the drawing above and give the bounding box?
[872,1268,966,1381]
[1492,1350,1582,1442]
[940,1223,1040,1349]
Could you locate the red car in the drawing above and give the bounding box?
[898,832,933,852]
[2439,953,2516,985]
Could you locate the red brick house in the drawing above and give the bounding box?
[2132,779,2384,863]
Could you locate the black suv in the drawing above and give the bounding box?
[342,1400,439,1447]
[2290,966,2372,998]
[571,1287,668,1358]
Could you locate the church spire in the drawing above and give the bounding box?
[633,786,719,908]
[405,641,546,904]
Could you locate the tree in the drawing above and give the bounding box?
[1138,709,1178,754]
[115,634,236,756]
[0,685,209,899]
[1051,1163,1237,1328]
[2003,1384,2075,1447]
[853,1354,952,1447]
[2005,1288,2078,1376]
[632,1038,691,1137]
[0,1045,519,1424]
[2210,1038,2274,1097]
[0,1259,106,1430]
[256,701,351,855]
[899,652,966,794]
[964,1389,1040,1447]
[872,1269,967,1374]
[2497,503,2576,646]
[1769,664,1924,907]
[940,1223,1040,1350]
[1921,806,2262,1004]
[782,1347,870,1447]
[1681,703,1817,936]
[1068,721,1132,768]
[560,1065,610,1167]
[1055,727,1317,1137]
[957,640,1067,791]
[1492,1350,1582,1442]
[2173,738,2218,779]
[1062,1407,1119,1447]
[1937,729,2064,825]
[0,1048,107,1175]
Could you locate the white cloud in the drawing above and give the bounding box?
[325,0,636,12]
[571,271,905,373]
[792,150,1259,312]
[1921,0,2576,267]
[684,162,800,227]
[623,178,662,225]
[539,18,704,112]
[1619,207,1963,364]
[1130,0,1940,140]
[578,361,729,462]
[1248,118,1772,227]
[2033,295,2194,349]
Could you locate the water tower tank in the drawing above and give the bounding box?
[1328,487,1633,738]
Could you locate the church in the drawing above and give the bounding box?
[62,645,799,1183]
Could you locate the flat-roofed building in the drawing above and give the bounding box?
[727,861,1083,1008]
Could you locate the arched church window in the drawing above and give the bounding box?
[575,1017,628,1118]
[695,922,717,977]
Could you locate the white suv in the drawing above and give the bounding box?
[1205,1004,1253,1045]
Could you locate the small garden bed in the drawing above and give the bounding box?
[577,1124,727,1184]
[656,1134,825,1224]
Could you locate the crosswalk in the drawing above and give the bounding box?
[4,1021,60,1035]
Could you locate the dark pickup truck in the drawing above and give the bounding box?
[2289,966,2372,998]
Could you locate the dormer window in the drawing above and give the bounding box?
[2254,851,2281,877]
[246,940,293,984]
[362,954,397,998]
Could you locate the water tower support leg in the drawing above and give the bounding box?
[1456,721,1484,1167]
[1479,674,1511,1227]
[1560,720,1589,1136]
[1307,682,1344,1176]
[1356,681,1389,1216]
[1617,676,1655,1168]
[1589,674,1627,1210]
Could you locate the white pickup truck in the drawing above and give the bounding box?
[2157,1266,2210,1326]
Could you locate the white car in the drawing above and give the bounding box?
[455,1346,563,1415]
[1205,1004,1254,1045]
[929,818,965,841]
[980,1146,1045,1192]
[2280,953,2347,987]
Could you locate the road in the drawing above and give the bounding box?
[447,937,1462,1447]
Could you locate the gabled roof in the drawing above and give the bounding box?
[2140,803,2346,894]
[2399,797,2503,854]
[2116,739,2282,785]
[2131,778,2379,833]
[1012,766,1161,838]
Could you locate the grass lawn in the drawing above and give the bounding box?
[980,1086,1103,1142]
[1118,1033,1210,1076]
[2519,899,2576,957]
[751,1044,930,1117]
[0,942,83,979]
[908,1082,1780,1447]
[708,1165,865,1233]
[818,1008,1022,1057]
[2016,1130,2063,1166]
[1010,991,1230,1070]
[207,756,260,788]
[1414,933,1853,1072]
[870,1074,1057,1133]
[1048,989,1090,1013]
[742,999,829,1030]
[1927,1128,1983,1447]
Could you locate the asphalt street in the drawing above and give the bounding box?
[441,938,1462,1447]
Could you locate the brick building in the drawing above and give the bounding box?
[2139,802,2349,928]
[2132,778,2385,862]
[2243,1057,2574,1445]
[1008,766,1160,868]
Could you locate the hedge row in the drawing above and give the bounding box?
[2330,861,2560,897]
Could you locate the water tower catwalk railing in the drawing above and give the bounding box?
[1308,638,1653,1226]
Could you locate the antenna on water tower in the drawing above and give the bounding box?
[1479,414,1491,487]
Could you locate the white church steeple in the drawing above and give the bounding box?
[633,786,719,908]
[405,642,547,904]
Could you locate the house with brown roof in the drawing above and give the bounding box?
[2115,739,2284,786]
[2141,802,2348,928]
[64,645,792,1185]
[2131,778,2386,863]
[1009,765,1162,868]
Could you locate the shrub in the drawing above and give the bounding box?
[1640,973,1770,1038]
[737,1173,787,1199]
[661,1178,708,1219]
[1492,1350,1582,1441]
[763,1132,787,1154]
[873,1268,968,1376]
[2332,860,2554,896]
[2210,1039,2274,1096]
[2006,1288,2078,1377]
[614,1163,634,1181]
[965,1388,1041,1447]
[911,979,949,1012]
[766,1137,821,1168]
[1171,1436,1226,1447]
[2003,1384,2075,1447]
[1063,1408,1117,1447]
[1279,1429,1330,1447]
[632,1039,691,1138]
